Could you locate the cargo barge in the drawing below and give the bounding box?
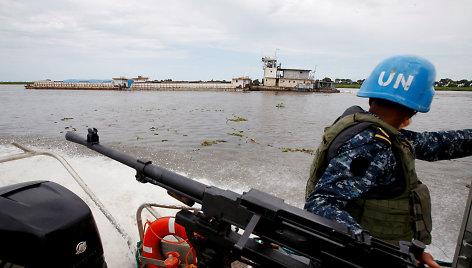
[25,56,338,93]
[25,77,245,91]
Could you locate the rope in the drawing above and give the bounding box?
[144,218,198,267]
[144,219,189,244]
[435,260,452,267]
[135,241,143,268]
[185,247,193,267]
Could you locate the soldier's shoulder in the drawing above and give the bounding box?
[347,127,392,148]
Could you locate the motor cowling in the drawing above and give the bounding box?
[0,180,107,268]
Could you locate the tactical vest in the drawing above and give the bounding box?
[305,106,432,245]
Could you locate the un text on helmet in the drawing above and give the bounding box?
[378,72,414,91]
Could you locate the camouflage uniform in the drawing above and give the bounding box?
[304,113,472,233]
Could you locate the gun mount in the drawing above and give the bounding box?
[66,128,424,268]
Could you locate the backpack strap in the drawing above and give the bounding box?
[324,107,406,200]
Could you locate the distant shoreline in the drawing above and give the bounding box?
[333,83,472,92]
[434,87,472,91]
[1,82,471,91]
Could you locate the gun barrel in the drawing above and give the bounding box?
[65,131,207,203]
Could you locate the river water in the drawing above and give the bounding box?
[0,85,471,265]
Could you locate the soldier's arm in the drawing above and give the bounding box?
[399,129,472,161]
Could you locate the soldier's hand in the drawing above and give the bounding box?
[421,252,440,268]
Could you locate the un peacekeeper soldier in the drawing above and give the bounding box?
[304,55,472,267]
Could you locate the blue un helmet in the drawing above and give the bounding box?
[357,55,436,112]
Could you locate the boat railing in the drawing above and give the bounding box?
[0,142,134,248]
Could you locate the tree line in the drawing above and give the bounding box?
[323,78,471,87]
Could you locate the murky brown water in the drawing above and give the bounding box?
[1,85,471,260]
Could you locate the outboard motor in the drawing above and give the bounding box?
[0,180,107,268]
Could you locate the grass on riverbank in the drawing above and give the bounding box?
[434,87,472,91]
[334,84,361,88]
[334,83,472,91]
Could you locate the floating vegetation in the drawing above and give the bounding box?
[183,134,188,136]
[227,132,259,144]
[137,136,143,140]
[61,117,74,121]
[281,148,314,154]
[230,117,247,122]
[161,139,168,142]
[201,140,227,146]
[276,103,285,108]
[201,141,216,146]
[249,138,259,144]
[227,115,248,122]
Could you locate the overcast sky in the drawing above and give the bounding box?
[1,0,470,82]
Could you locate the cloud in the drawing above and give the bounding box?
[0,0,470,81]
